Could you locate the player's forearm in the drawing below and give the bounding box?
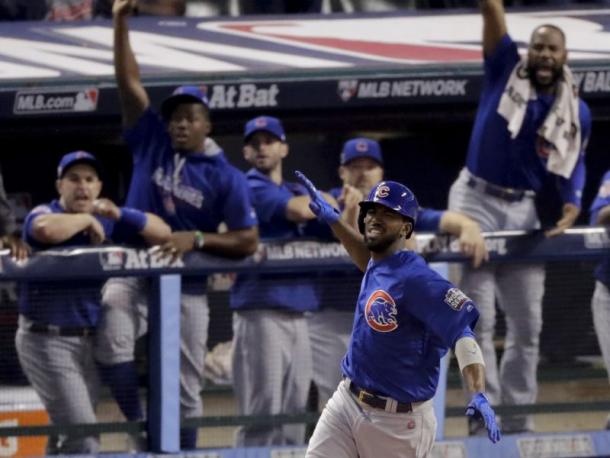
[480,0,507,56]
[31,214,94,244]
[330,219,370,272]
[439,211,478,237]
[596,206,610,225]
[286,195,316,223]
[462,363,486,394]
[139,213,171,246]
[199,227,259,258]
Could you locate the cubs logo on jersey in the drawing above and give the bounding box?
[365,290,398,332]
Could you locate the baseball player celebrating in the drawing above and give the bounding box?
[16,151,170,454]
[448,0,591,433]
[589,171,610,429]
[96,0,259,449]
[295,171,500,457]
[229,116,337,446]
[309,137,489,408]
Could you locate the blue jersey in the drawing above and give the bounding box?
[230,169,318,312]
[590,171,610,288]
[467,34,591,206]
[316,187,445,312]
[342,250,478,403]
[20,200,141,327]
[124,108,257,292]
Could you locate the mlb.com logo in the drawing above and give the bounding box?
[14,87,99,115]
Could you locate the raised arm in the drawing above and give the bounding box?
[480,0,508,57]
[113,0,149,128]
[294,171,370,271]
[286,193,338,223]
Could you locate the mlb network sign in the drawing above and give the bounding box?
[13,88,98,115]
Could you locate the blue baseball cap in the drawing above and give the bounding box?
[161,85,210,119]
[57,151,102,179]
[340,138,383,166]
[244,116,286,142]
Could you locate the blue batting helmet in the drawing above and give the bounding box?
[358,181,419,236]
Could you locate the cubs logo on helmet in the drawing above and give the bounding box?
[365,290,398,332]
[374,184,390,199]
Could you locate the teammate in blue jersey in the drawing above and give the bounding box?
[310,137,489,408]
[447,0,591,434]
[295,172,500,457]
[98,0,259,450]
[229,116,338,447]
[15,151,170,455]
[589,171,610,429]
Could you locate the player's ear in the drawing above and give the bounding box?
[55,179,62,195]
[403,220,414,239]
[280,142,289,158]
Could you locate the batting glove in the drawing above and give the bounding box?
[465,392,501,443]
[295,170,341,225]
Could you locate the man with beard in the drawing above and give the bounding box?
[447,0,591,434]
[309,137,488,410]
[294,172,500,458]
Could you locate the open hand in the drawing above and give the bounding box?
[295,171,340,225]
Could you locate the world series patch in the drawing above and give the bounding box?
[444,288,470,311]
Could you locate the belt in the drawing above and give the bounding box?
[26,322,96,337]
[466,176,535,203]
[348,381,412,413]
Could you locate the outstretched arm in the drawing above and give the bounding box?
[480,0,508,57]
[286,193,338,223]
[295,171,370,271]
[113,0,149,128]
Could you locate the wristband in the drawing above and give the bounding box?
[194,231,205,250]
[119,207,147,232]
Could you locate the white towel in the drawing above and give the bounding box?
[497,58,581,179]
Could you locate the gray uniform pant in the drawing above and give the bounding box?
[15,318,100,454]
[306,380,436,458]
[233,309,312,447]
[94,277,209,419]
[449,168,544,432]
[307,309,354,408]
[592,281,610,382]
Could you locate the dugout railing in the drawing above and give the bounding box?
[0,227,609,454]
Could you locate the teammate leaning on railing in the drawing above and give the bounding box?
[15,151,170,455]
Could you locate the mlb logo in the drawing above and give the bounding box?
[337,80,358,102]
[99,250,126,271]
[255,117,268,127]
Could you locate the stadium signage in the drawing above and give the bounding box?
[517,434,594,457]
[208,83,279,109]
[337,78,468,102]
[99,248,183,271]
[13,88,98,115]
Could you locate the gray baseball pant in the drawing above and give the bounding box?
[15,318,100,454]
[233,309,312,446]
[449,168,544,433]
[95,277,209,419]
